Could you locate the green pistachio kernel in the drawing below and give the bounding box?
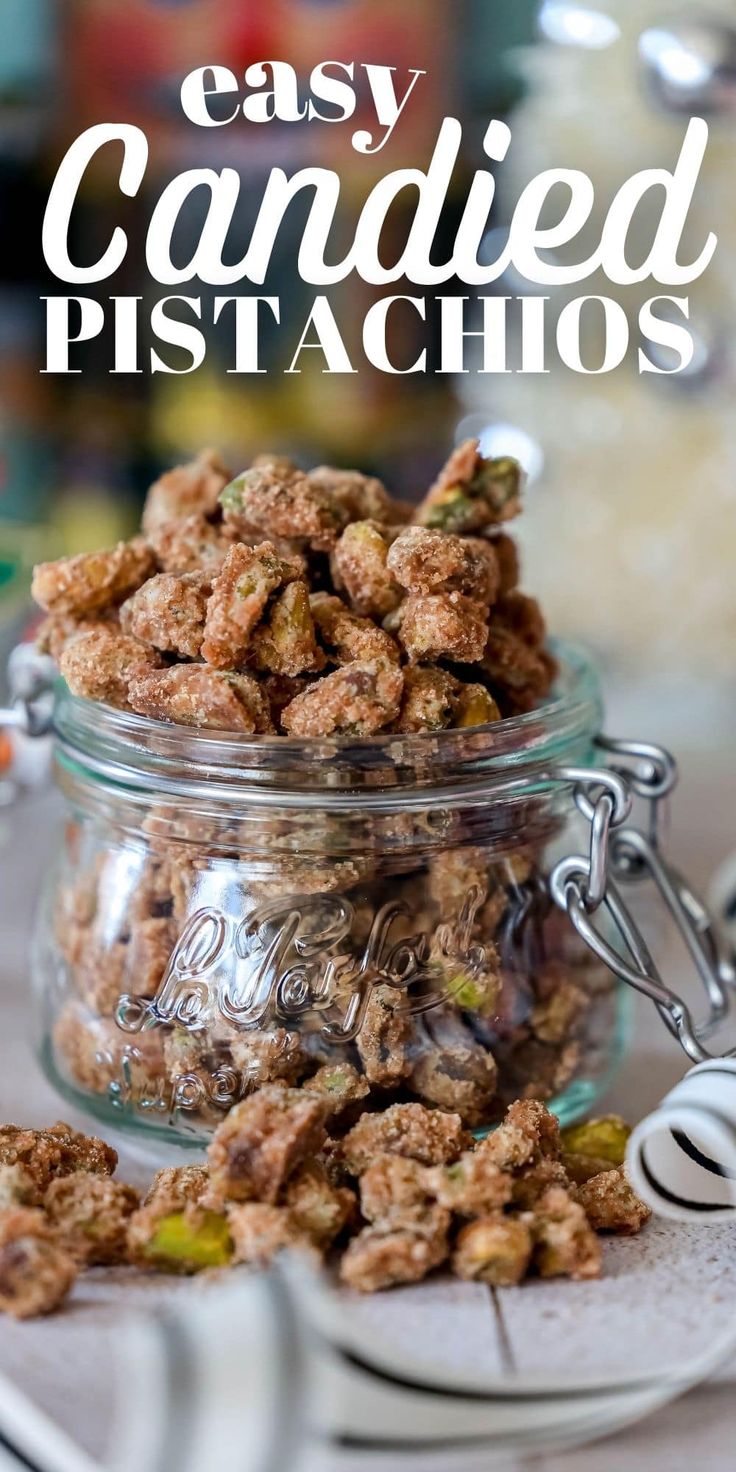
[454,686,501,730]
[219,475,247,512]
[469,457,522,518]
[561,1115,631,1167]
[445,1161,466,1183]
[421,487,476,532]
[320,1068,350,1095]
[145,1210,233,1271]
[447,972,499,1016]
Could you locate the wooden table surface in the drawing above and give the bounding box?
[1,684,735,1470]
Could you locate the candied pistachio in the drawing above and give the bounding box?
[410,1011,497,1128]
[136,1205,233,1272]
[415,440,523,533]
[339,1207,450,1293]
[395,665,458,733]
[307,465,392,524]
[283,1161,356,1246]
[358,1155,433,1225]
[32,537,156,617]
[530,1185,602,1281]
[387,526,499,604]
[44,1174,140,1266]
[129,666,274,733]
[453,683,501,729]
[398,592,488,664]
[356,984,415,1088]
[201,541,299,670]
[227,1028,307,1089]
[220,464,343,551]
[227,1202,323,1267]
[280,661,403,737]
[60,629,163,710]
[480,1100,559,1173]
[36,608,121,663]
[249,580,323,676]
[427,1151,513,1217]
[142,449,230,533]
[310,591,400,667]
[561,1115,631,1169]
[302,1063,371,1116]
[0,1122,116,1198]
[119,571,210,660]
[331,520,402,619]
[148,513,239,575]
[342,1102,469,1175]
[207,1086,329,1204]
[444,968,500,1016]
[577,1168,651,1235]
[511,1157,570,1210]
[0,1209,77,1319]
[452,1215,532,1286]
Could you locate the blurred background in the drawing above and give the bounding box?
[0,0,734,707]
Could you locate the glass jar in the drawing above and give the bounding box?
[31,641,629,1150]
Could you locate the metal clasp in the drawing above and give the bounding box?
[551,734,736,1065]
[0,646,55,809]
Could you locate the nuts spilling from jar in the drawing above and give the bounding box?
[32,442,556,733]
[0,1103,649,1316]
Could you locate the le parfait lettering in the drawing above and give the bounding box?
[116,892,487,1045]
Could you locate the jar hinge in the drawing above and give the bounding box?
[0,646,55,808]
[550,735,736,1065]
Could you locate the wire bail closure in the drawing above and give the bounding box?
[550,736,736,1065]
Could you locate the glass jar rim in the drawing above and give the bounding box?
[52,640,603,811]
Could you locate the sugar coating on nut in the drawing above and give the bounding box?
[332,521,402,619]
[342,1103,469,1174]
[388,525,499,605]
[576,1168,652,1234]
[32,537,156,617]
[120,572,211,660]
[358,1155,433,1225]
[452,1215,533,1286]
[148,513,240,575]
[280,661,403,736]
[226,1202,321,1267]
[0,1209,78,1319]
[339,1206,450,1293]
[249,580,323,677]
[221,463,343,551]
[129,665,273,732]
[44,1173,140,1265]
[202,542,300,670]
[529,1185,602,1281]
[0,1122,116,1199]
[142,449,231,534]
[398,592,489,664]
[415,440,524,534]
[60,628,163,710]
[426,1151,513,1217]
[207,1086,328,1204]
